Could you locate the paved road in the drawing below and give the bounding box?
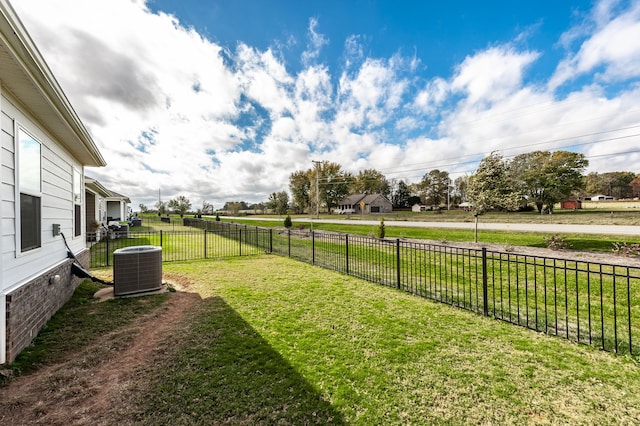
[224,217,640,236]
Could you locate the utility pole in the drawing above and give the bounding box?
[312,160,321,219]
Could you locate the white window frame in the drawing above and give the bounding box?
[73,168,82,238]
[16,124,42,254]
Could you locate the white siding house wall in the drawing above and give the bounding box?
[0,85,7,364]
[1,0,105,364]
[1,90,92,364]
[1,92,86,293]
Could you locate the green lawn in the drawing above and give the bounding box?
[5,256,640,423]
[214,207,640,225]
[130,256,640,424]
[89,228,265,267]
[222,217,640,252]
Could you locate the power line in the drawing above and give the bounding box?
[306,143,640,188]
[377,125,640,175]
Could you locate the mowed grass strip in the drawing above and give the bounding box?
[130,256,640,425]
[224,218,640,252]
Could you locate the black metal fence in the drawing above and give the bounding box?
[89,218,640,357]
[88,223,271,267]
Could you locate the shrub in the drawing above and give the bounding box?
[284,215,292,228]
[215,214,220,221]
[543,234,568,250]
[612,242,640,257]
[376,218,385,239]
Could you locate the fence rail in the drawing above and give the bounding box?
[88,226,270,267]
[89,218,640,357]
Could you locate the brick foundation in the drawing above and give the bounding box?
[4,250,90,363]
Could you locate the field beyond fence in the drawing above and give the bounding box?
[89,218,640,359]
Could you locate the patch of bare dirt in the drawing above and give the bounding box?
[0,273,200,426]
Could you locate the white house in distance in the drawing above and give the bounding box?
[85,177,110,233]
[106,189,131,222]
[336,193,393,214]
[85,177,131,242]
[1,1,106,364]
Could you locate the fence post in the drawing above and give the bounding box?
[287,229,291,257]
[396,239,401,290]
[204,229,207,259]
[312,230,315,265]
[106,236,110,267]
[239,228,242,256]
[345,234,349,274]
[269,228,273,253]
[160,230,163,247]
[482,247,489,316]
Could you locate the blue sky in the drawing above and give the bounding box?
[147,1,575,79]
[14,0,640,210]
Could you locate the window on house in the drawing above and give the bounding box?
[73,169,82,237]
[18,129,42,252]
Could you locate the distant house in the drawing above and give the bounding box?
[106,190,131,222]
[1,1,106,364]
[587,194,615,201]
[86,177,131,225]
[412,204,427,212]
[458,202,473,211]
[85,177,110,236]
[336,194,392,214]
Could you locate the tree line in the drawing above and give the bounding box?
[139,149,639,216]
[278,150,638,215]
[468,150,639,214]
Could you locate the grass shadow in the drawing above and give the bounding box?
[134,295,345,425]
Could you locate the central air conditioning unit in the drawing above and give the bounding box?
[113,245,162,296]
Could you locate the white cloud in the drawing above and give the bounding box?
[550,0,640,89]
[336,58,408,129]
[12,0,640,210]
[414,77,449,113]
[301,17,329,66]
[451,46,540,104]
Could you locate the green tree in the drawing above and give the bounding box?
[419,169,450,207]
[267,191,289,215]
[138,203,149,213]
[155,200,167,216]
[168,195,192,218]
[224,201,243,215]
[391,179,411,209]
[316,161,353,214]
[630,176,640,198]
[352,169,391,198]
[582,171,635,199]
[201,201,214,215]
[453,175,470,205]
[511,150,587,214]
[289,170,312,214]
[223,201,249,213]
[468,152,522,242]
